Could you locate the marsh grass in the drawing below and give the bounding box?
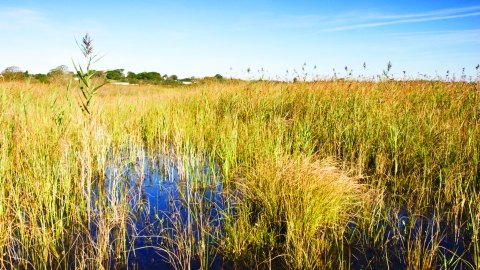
[0,78,479,269]
[221,156,364,269]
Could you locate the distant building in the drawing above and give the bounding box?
[111,82,130,85]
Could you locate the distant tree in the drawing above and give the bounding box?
[2,66,22,73]
[47,65,71,84]
[214,74,223,80]
[1,66,25,81]
[151,72,163,81]
[126,72,138,84]
[137,71,162,81]
[136,72,147,80]
[124,71,188,84]
[47,65,69,76]
[106,69,125,81]
[127,71,137,79]
[52,65,69,74]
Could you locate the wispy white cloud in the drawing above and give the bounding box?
[0,7,47,30]
[373,5,480,20]
[0,7,107,35]
[233,5,480,36]
[388,29,480,45]
[321,11,480,32]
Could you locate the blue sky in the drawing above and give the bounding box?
[1,1,479,80]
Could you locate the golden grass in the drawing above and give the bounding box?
[0,79,478,269]
[223,156,365,269]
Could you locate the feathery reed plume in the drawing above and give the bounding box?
[81,31,94,58]
[382,61,393,80]
[71,31,106,115]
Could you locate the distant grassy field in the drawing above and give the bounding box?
[0,79,478,269]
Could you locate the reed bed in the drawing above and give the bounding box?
[0,79,478,269]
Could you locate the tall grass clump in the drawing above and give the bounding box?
[221,156,365,269]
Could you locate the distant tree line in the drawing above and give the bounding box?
[1,65,223,85]
[104,69,195,85]
[0,65,74,84]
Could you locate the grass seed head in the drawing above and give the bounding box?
[81,31,93,58]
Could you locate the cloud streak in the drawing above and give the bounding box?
[321,12,480,32]
[0,7,47,30]
[373,5,480,20]
[234,5,480,37]
[389,29,480,46]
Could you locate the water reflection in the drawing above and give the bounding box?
[102,153,227,269]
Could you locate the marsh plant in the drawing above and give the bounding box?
[70,31,106,116]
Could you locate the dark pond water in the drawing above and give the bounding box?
[92,153,477,270]
[348,206,476,269]
[98,153,232,270]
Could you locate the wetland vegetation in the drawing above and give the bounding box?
[1,75,479,269]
